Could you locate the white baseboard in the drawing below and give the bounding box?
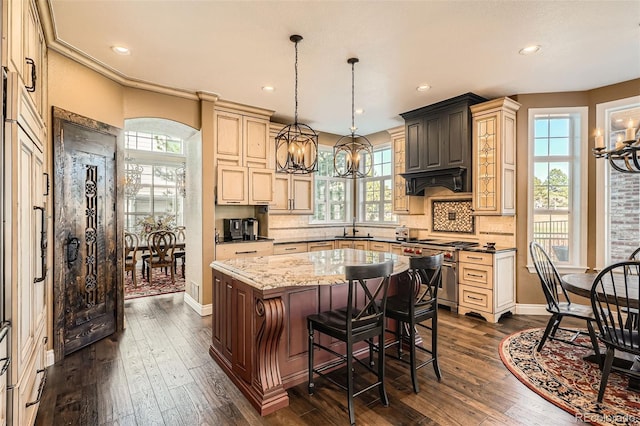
[184,292,212,316]
[46,349,55,367]
[515,304,550,316]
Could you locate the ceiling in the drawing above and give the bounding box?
[47,1,640,136]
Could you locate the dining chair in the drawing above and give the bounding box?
[173,225,186,278]
[383,253,443,393]
[124,232,139,287]
[529,242,600,355]
[590,261,640,402]
[307,260,394,426]
[143,230,177,285]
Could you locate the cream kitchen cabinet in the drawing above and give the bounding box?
[335,240,369,250]
[308,241,335,252]
[390,243,404,255]
[4,70,48,425]
[273,242,308,255]
[368,241,390,252]
[215,241,274,261]
[6,0,47,123]
[457,250,515,323]
[271,173,313,214]
[470,97,520,215]
[215,103,274,206]
[217,166,274,206]
[390,127,423,215]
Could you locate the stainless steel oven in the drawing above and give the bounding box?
[400,239,478,313]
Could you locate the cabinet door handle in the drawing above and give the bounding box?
[468,273,484,278]
[236,250,257,255]
[66,234,80,268]
[466,256,483,260]
[285,247,297,251]
[33,206,47,283]
[43,172,50,196]
[25,57,36,92]
[25,369,47,407]
[228,201,241,204]
[468,296,484,301]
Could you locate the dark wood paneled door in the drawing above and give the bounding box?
[52,107,124,360]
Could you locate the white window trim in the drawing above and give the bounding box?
[309,145,352,225]
[357,143,397,224]
[526,107,589,274]
[595,95,640,271]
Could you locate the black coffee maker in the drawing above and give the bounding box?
[242,218,258,241]
[223,218,243,241]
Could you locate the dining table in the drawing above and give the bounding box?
[562,271,640,391]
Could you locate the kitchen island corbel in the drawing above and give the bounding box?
[209,249,410,416]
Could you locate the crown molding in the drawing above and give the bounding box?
[37,0,217,102]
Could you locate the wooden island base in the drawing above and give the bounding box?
[209,249,409,416]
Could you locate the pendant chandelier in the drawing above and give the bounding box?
[176,163,186,198]
[124,157,143,197]
[593,121,640,173]
[275,35,318,174]
[333,57,372,178]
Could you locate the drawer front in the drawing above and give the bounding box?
[459,251,493,265]
[273,243,308,255]
[459,262,493,289]
[459,284,493,312]
[368,242,390,252]
[308,242,334,252]
[215,241,274,260]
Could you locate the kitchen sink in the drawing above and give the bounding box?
[335,234,373,239]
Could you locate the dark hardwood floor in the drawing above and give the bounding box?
[35,294,584,425]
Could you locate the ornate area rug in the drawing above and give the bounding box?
[500,328,640,425]
[124,267,185,300]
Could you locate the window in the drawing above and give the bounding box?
[358,145,396,223]
[124,131,186,234]
[311,147,351,223]
[595,96,640,268]
[528,108,587,271]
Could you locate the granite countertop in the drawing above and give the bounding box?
[216,236,274,245]
[274,236,400,245]
[462,246,516,253]
[210,248,410,291]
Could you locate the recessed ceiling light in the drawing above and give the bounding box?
[519,45,541,55]
[111,45,130,55]
[616,118,624,123]
[416,84,431,92]
[355,108,364,115]
[262,86,275,92]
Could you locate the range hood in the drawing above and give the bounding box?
[401,167,467,194]
[399,92,487,195]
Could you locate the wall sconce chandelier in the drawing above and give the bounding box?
[124,157,143,197]
[593,121,640,173]
[275,35,318,174]
[334,57,372,178]
[176,163,186,198]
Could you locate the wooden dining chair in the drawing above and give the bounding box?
[591,261,640,402]
[307,260,393,426]
[383,253,443,393]
[529,242,600,355]
[143,230,177,285]
[124,232,139,287]
[173,225,186,278]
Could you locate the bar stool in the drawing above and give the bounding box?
[384,253,443,393]
[307,260,394,426]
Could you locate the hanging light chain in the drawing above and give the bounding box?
[351,59,355,134]
[294,36,299,125]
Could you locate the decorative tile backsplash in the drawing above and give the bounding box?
[432,199,474,234]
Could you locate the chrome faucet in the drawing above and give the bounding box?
[352,217,358,237]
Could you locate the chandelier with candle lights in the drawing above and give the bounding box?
[275,35,318,174]
[124,158,143,197]
[593,119,640,173]
[333,58,373,178]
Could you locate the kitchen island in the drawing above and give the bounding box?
[209,249,410,416]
